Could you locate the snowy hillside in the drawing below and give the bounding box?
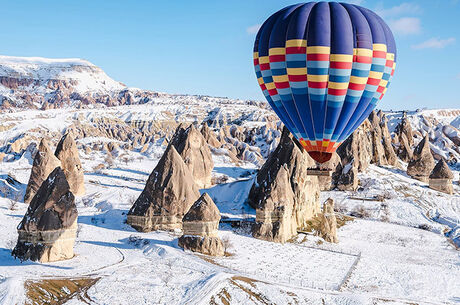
[0,56,459,304]
[0,102,459,304]
[387,109,460,165]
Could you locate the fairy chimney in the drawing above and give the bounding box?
[24,138,61,203]
[407,134,435,182]
[395,112,414,146]
[12,168,78,262]
[318,198,338,243]
[429,159,454,194]
[170,124,214,188]
[127,145,200,232]
[200,123,222,148]
[178,193,224,256]
[396,133,413,162]
[249,127,320,243]
[55,133,85,196]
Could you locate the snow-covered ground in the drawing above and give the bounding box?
[0,135,459,304]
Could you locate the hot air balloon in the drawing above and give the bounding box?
[253,2,396,174]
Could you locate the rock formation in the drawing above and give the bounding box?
[127,145,200,232]
[12,167,78,262]
[407,134,435,182]
[368,111,387,166]
[396,133,413,162]
[55,133,85,196]
[169,124,214,188]
[395,112,414,146]
[380,114,398,166]
[200,123,222,148]
[178,193,224,256]
[318,153,341,191]
[429,159,454,194]
[24,138,61,203]
[249,127,320,243]
[334,161,359,191]
[336,120,373,173]
[318,198,338,243]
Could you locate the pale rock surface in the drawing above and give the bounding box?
[127,145,200,232]
[318,198,338,243]
[169,124,214,188]
[429,159,454,194]
[395,112,414,146]
[24,138,61,203]
[249,127,320,243]
[12,167,78,262]
[178,193,224,256]
[396,133,413,162]
[200,123,222,148]
[54,132,85,196]
[407,134,435,182]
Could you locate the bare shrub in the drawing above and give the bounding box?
[350,204,371,218]
[380,202,390,222]
[8,199,18,211]
[93,163,105,173]
[221,236,233,256]
[104,154,115,168]
[418,224,432,231]
[334,201,348,214]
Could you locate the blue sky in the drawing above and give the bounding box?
[0,0,459,110]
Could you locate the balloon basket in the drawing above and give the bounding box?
[307,168,332,176]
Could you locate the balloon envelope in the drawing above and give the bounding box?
[253,2,396,163]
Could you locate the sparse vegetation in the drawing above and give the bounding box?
[350,204,371,219]
[222,235,233,256]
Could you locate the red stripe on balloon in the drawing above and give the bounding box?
[286,47,306,54]
[328,88,347,96]
[367,78,380,86]
[288,74,307,82]
[268,88,278,96]
[274,81,290,89]
[354,55,372,64]
[330,61,352,69]
[373,50,386,58]
[307,54,329,61]
[348,83,366,91]
[269,55,285,62]
[259,63,270,70]
[308,81,328,89]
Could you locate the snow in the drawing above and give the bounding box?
[0,55,125,97]
[0,104,459,304]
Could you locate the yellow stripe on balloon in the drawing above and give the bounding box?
[307,74,329,82]
[379,79,388,87]
[354,48,373,57]
[330,54,353,61]
[257,77,264,85]
[369,71,383,79]
[328,82,349,89]
[265,82,276,90]
[253,52,259,59]
[269,48,286,55]
[287,67,307,75]
[286,39,307,47]
[372,44,387,52]
[349,76,367,84]
[272,75,289,82]
[259,56,270,64]
[307,46,331,54]
[386,53,395,60]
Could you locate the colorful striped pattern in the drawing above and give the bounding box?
[253,2,396,163]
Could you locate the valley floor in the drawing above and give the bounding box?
[0,142,459,305]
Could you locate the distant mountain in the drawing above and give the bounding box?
[0,55,161,110]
